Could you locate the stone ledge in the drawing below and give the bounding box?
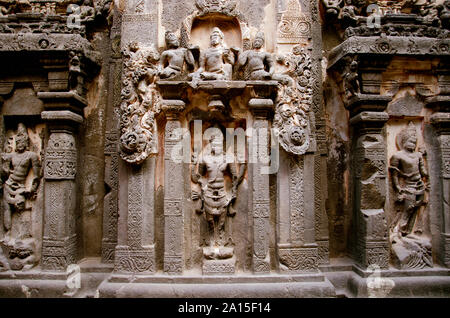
[328,36,450,69]
[98,278,336,298]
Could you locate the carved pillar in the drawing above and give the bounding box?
[162,100,185,275]
[277,152,319,273]
[350,107,390,270]
[41,110,82,271]
[101,8,122,264]
[249,98,272,274]
[431,112,450,268]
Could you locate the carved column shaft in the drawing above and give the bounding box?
[163,100,185,275]
[249,99,272,274]
[114,157,156,273]
[431,112,450,268]
[350,110,390,270]
[41,110,82,271]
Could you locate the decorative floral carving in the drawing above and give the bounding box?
[195,0,238,16]
[278,0,311,44]
[273,45,312,156]
[120,41,161,164]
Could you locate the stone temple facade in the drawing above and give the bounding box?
[0,0,448,298]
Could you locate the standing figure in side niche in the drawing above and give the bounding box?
[159,31,196,80]
[389,122,428,237]
[191,130,245,259]
[237,32,274,80]
[389,122,432,269]
[190,27,236,81]
[343,60,360,99]
[1,123,41,239]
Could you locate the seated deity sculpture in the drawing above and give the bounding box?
[159,31,196,80]
[237,32,274,80]
[189,27,236,81]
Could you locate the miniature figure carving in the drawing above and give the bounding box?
[321,0,343,18]
[191,130,245,259]
[0,123,41,271]
[237,32,274,80]
[389,122,432,269]
[79,0,96,22]
[190,27,236,81]
[420,0,440,26]
[340,0,359,25]
[159,31,196,80]
[344,59,360,99]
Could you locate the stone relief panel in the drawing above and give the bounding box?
[0,123,43,271]
[191,128,246,269]
[273,45,313,156]
[277,0,312,44]
[120,41,161,164]
[388,121,433,269]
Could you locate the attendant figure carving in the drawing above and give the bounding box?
[159,31,196,80]
[237,32,274,80]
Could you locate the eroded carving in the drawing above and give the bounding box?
[159,31,196,80]
[0,123,41,271]
[189,27,237,82]
[191,129,245,260]
[389,122,432,269]
[273,45,312,156]
[237,32,274,80]
[120,41,160,164]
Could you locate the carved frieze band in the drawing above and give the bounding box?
[328,37,450,68]
[278,246,318,272]
[42,235,77,271]
[115,245,155,273]
[44,132,77,180]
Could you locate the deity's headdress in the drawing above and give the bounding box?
[397,121,417,150]
[15,123,29,148]
[210,27,224,40]
[255,32,265,42]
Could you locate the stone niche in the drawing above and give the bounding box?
[103,0,333,297]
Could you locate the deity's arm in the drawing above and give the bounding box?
[184,48,195,70]
[223,48,235,66]
[159,51,169,69]
[389,154,401,192]
[197,51,206,73]
[237,50,248,69]
[419,154,428,178]
[0,154,10,183]
[265,53,275,75]
[30,153,41,193]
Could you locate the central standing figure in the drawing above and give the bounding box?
[191,129,245,259]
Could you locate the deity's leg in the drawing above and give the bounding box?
[205,212,215,246]
[218,212,227,244]
[3,202,11,233]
